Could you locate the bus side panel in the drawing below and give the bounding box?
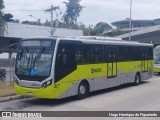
[76,64,94,91]
[141,60,153,80]
[56,70,77,99]
[106,61,128,88]
[58,64,95,99]
[93,64,107,91]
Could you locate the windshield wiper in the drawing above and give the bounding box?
[24,47,32,70]
[32,48,45,67]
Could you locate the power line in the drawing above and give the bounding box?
[4,9,44,12]
[45,5,61,36]
[4,2,49,8]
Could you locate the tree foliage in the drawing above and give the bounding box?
[107,30,128,37]
[59,22,79,29]
[21,21,37,25]
[94,22,112,33]
[0,0,4,9]
[0,0,4,25]
[63,0,83,24]
[4,13,13,22]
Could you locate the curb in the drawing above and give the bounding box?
[0,95,30,103]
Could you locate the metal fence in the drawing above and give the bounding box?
[0,58,15,98]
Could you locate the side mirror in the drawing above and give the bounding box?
[9,43,19,58]
[9,43,19,50]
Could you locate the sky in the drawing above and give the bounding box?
[1,0,160,58]
[3,0,160,27]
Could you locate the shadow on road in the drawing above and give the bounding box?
[153,73,160,76]
[22,81,150,107]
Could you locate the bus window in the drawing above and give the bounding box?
[134,47,142,61]
[128,47,135,61]
[117,46,128,62]
[92,45,104,63]
[76,44,91,65]
[148,47,153,60]
[55,42,76,82]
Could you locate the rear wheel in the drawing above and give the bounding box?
[134,73,141,85]
[77,81,89,99]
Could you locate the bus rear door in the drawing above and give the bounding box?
[141,49,148,72]
[107,49,117,78]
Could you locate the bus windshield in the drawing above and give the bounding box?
[154,46,160,64]
[15,39,56,81]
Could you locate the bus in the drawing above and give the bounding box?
[154,45,160,74]
[14,36,153,99]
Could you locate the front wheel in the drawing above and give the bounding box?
[77,81,89,99]
[134,73,141,85]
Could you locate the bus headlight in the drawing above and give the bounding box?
[41,80,52,88]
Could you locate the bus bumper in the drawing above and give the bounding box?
[153,67,160,73]
[14,82,59,99]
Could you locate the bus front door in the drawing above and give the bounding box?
[107,49,117,78]
[55,42,77,98]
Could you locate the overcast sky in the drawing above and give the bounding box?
[3,0,160,26]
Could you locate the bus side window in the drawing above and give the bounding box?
[92,45,104,63]
[55,42,76,82]
[56,44,75,67]
[128,47,135,61]
[76,45,91,65]
[56,49,66,66]
[148,47,153,60]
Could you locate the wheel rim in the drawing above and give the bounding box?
[79,85,86,95]
[135,75,139,84]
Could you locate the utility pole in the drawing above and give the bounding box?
[129,0,132,42]
[45,5,60,36]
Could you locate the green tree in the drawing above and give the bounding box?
[58,21,79,29]
[94,22,112,34]
[0,0,4,26]
[21,20,40,25]
[107,30,128,37]
[4,13,13,22]
[63,0,83,24]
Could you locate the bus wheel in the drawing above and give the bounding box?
[77,81,89,99]
[134,73,141,85]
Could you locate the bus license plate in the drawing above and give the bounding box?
[27,92,33,96]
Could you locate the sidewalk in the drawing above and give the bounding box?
[0,95,31,103]
[0,81,30,103]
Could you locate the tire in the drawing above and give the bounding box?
[134,73,141,85]
[77,81,89,99]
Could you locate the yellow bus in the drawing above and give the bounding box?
[14,36,153,99]
[154,45,160,74]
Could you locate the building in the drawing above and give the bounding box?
[111,18,160,30]
[0,22,83,53]
[103,18,160,46]
[112,19,154,29]
[154,18,160,25]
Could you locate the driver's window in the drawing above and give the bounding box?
[56,42,75,68]
[55,42,76,82]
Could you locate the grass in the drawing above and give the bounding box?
[0,81,16,98]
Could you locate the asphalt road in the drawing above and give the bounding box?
[0,75,160,120]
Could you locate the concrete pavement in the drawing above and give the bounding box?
[0,75,160,120]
